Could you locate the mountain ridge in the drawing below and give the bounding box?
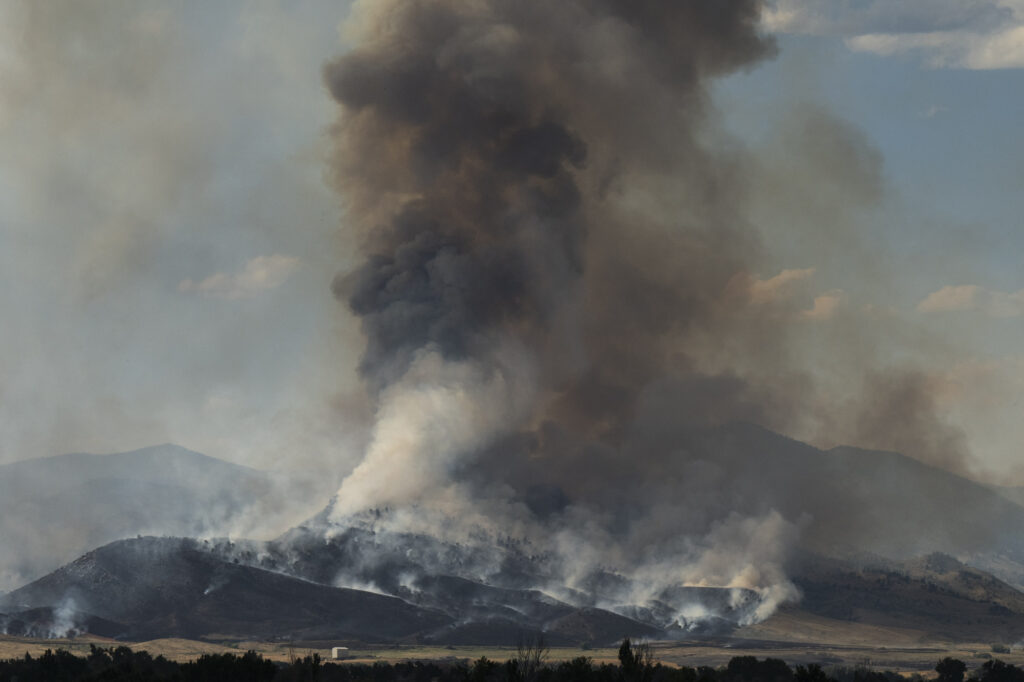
[7,423,1024,644]
[0,445,338,592]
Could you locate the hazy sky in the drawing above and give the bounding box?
[1,0,1022,481]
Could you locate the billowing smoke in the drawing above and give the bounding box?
[2,0,1008,639]
[315,0,965,627]
[318,0,803,625]
[0,597,82,639]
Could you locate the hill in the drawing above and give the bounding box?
[0,445,336,591]
[241,424,1024,628]
[789,552,1024,642]
[7,424,1024,645]
[0,537,664,645]
[0,537,449,642]
[670,424,1024,565]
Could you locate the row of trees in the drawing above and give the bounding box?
[0,642,1017,682]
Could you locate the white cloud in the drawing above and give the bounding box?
[765,0,1024,69]
[730,268,844,320]
[917,284,1024,316]
[800,289,844,320]
[846,27,1024,69]
[763,0,1014,35]
[958,22,1024,68]
[179,254,300,300]
[917,284,984,312]
[747,267,816,304]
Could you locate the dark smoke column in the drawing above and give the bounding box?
[324,0,774,519]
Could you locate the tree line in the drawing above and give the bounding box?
[0,639,1018,682]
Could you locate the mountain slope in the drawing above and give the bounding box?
[0,445,337,591]
[194,423,1024,642]
[660,424,1024,565]
[8,424,1024,644]
[254,424,1024,622]
[0,537,664,645]
[0,537,450,641]
[789,552,1024,641]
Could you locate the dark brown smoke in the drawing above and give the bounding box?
[319,0,972,620]
[852,370,971,477]
[325,0,776,419]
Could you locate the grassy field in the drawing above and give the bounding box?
[0,637,616,665]
[2,633,1023,674]
[3,606,1024,674]
[318,645,621,666]
[648,641,1024,673]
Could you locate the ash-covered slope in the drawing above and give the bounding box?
[11,534,1024,645]
[1,537,664,645]
[222,527,672,644]
[239,519,765,636]
[0,445,336,591]
[252,424,1024,610]
[0,537,450,642]
[215,423,1024,641]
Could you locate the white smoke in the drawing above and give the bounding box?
[330,341,538,522]
[50,596,82,638]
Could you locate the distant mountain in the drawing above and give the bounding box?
[992,485,1024,511]
[0,445,337,591]
[665,424,1024,564]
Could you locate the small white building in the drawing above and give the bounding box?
[331,647,349,660]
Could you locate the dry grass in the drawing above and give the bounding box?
[0,637,613,665]
[317,645,619,666]
[648,641,1024,674]
[2,619,1024,674]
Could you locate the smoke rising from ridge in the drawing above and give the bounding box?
[319,0,972,624]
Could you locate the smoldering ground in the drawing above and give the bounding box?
[313,0,982,626]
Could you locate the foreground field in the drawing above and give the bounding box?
[2,605,1023,672]
[0,636,616,666]
[0,636,623,667]
[2,633,1023,674]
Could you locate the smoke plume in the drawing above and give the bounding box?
[318,0,966,625]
